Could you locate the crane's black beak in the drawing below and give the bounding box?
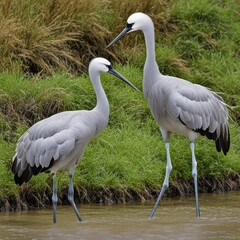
[108,67,139,91]
[106,25,132,48]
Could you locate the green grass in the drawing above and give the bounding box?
[1,64,240,206]
[0,0,240,208]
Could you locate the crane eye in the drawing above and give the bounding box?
[107,65,112,71]
[126,23,134,29]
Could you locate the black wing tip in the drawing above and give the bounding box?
[178,115,230,156]
[12,157,55,186]
[12,156,18,174]
[216,126,230,156]
[12,157,26,185]
[196,125,230,156]
[181,113,231,156]
[14,173,30,186]
[13,165,33,186]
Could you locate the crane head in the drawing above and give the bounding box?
[106,12,153,48]
[89,58,139,91]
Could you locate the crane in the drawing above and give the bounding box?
[12,57,138,223]
[107,12,230,219]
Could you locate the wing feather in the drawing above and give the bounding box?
[163,77,230,154]
[12,110,96,185]
[171,84,228,131]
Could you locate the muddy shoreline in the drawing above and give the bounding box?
[1,171,239,212]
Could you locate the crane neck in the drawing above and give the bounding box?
[142,23,161,94]
[89,72,110,118]
[143,27,156,65]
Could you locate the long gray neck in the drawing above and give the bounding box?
[142,22,161,96]
[144,26,156,64]
[90,72,110,118]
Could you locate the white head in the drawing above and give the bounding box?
[88,57,138,91]
[89,57,111,74]
[106,12,153,48]
[127,12,153,32]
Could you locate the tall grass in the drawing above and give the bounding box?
[0,0,172,74]
[0,0,113,74]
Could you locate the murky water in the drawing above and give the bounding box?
[0,191,240,240]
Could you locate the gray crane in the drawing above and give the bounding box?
[12,57,138,223]
[107,12,230,219]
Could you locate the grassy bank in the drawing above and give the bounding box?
[1,0,240,210]
[1,66,240,211]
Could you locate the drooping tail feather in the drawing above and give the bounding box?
[196,124,230,155]
[215,125,230,155]
[12,156,54,185]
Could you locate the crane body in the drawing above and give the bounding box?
[12,57,138,223]
[107,12,230,219]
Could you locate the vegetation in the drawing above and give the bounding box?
[0,0,240,210]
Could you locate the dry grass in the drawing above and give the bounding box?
[0,0,172,74]
[105,0,172,34]
[0,0,111,74]
[103,0,175,59]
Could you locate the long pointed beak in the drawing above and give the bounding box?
[106,27,131,48]
[108,67,139,91]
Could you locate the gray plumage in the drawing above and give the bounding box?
[12,110,103,184]
[12,57,138,223]
[146,74,229,153]
[107,12,230,219]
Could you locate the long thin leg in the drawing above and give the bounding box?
[190,142,200,218]
[68,174,82,222]
[52,174,58,224]
[149,142,172,219]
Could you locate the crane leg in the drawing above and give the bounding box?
[52,174,58,224]
[68,174,82,222]
[149,142,172,219]
[190,142,200,218]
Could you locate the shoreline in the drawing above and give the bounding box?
[1,171,239,212]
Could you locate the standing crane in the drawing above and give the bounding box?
[12,57,138,223]
[107,12,230,219]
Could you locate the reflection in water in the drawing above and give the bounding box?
[0,191,240,240]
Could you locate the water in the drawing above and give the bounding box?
[0,191,240,240]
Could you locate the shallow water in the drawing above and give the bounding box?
[0,191,240,240]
